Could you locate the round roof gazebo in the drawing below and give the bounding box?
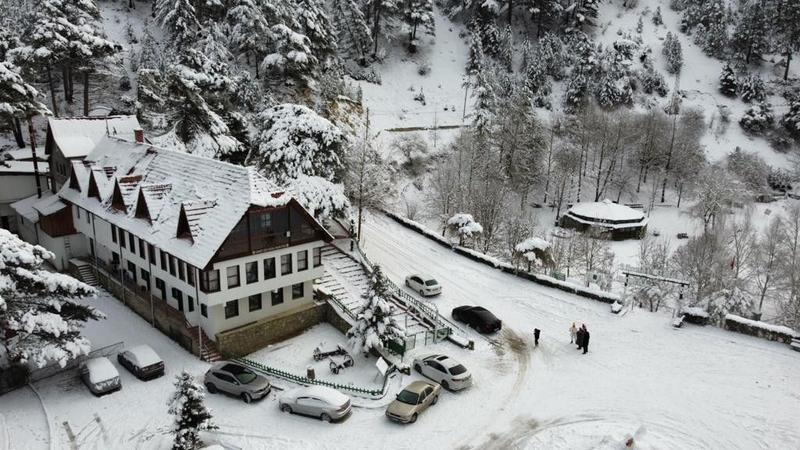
[559,200,648,240]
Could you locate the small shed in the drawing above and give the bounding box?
[560,200,647,240]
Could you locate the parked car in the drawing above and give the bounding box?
[117,345,165,380]
[204,362,271,403]
[452,305,502,333]
[79,357,121,396]
[279,386,352,422]
[412,354,472,391]
[405,274,442,297]
[386,380,441,424]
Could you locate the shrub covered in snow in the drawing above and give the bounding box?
[347,266,404,356]
[514,237,554,271]
[703,286,756,326]
[739,76,766,103]
[781,98,800,139]
[168,370,217,450]
[739,102,774,134]
[447,213,483,246]
[0,229,100,370]
[289,175,349,220]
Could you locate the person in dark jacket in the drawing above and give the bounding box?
[576,326,584,350]
[582,327,590,354]
[534,328,541,346]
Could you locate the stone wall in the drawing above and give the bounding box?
[324,301,354,335]
[216,302,327,357]
[724,315,799,344]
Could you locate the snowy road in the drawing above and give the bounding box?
[361,212,800,449]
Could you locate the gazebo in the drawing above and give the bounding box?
[559,200,647,240]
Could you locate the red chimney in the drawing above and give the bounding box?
[134,129,144,143]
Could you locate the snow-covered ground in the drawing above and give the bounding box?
[1,213,799,449]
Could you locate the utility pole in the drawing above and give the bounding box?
[27,116,42,198]
[461,80,469,124]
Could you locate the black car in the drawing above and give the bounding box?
[452,306,502,333]
[117,345,165,380]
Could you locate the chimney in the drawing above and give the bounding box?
[134,129,144,143]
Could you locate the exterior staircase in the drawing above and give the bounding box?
[190,326,222,362]
[76,261,98,286]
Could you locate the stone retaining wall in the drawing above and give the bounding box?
[724,315,798,344]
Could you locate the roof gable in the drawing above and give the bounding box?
[46,116,141,159]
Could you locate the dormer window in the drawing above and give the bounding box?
[68,166,81,191]
[87,172,101,201]
[111,181,126,212]
[135,189,151,223]
[177,205,193,242]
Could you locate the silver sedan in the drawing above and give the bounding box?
[279,386,352,422]
[412,354,472,391]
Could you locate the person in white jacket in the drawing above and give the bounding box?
[569,322,577,344]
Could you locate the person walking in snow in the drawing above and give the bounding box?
[582,326,590,354]
[569,322,577,344]
[534,328,541,346]
[576,326,585,350]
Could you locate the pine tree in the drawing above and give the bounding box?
[652,5,663,26]
[498,25,513,72]
[294,0,338,67]
[637,16,643,33]
[0,229,101,370]
[466,31,484,74]
[782,97,800,138]
[702,21,727,59]
[248,103,345,184]
[740,75,766,103]
[527,0,563,38]
[403,0,435,52]
[156,0,200,49]
[596,71,622,108]
[470,61,496,140]
[346,265,403,357]
[227,0,272,78]
[718,63,738,97]
[731,1,767,64]
[538,32,566,80]
[330,0,373,64]
[168,371,216,450]
[366,0,401,56]
[775,0,800,80]
[261,24,318,89]
[568,0,599,32]
[195,21,233,64]
[739,102,774,134]
[0,61,51,148]
[519,39,533,72]
[662,32,683,74]
[564,71,588,111]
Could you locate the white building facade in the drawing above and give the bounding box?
[60,137,332,341]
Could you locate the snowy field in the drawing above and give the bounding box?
[2,213,798,449]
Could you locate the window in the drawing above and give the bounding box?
[139,239,146,259]
[218,217,249,258]
[172,288,183,312]
[201,303,207,317]
[187,266,195,287]
[249,294,262,312]
[188,295,194,312]
[155,278,165,299]
[264,257,276,279]
[271,288,284,306]
[111,224,117,243]
[76,207,80,219]
[127,261,137,283]
[298,250,308,271]
[86,211,90,224]
[313,247,322,267]
[201,269,220,292]
[227,265,240,288]
[128,233,135,254]
[89,238,94,257]
[141,268,150,291]
[119,228,126,248]
[246,262,258,284]
[160,250,167,270]
[148,244,155,264]
[225,299,239,319]
[178,260,185,281]
[281,254,292,275]
[169,256,176,276]
[292,283,304,300]
[112,252,120,265]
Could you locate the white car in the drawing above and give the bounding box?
[279,386,352,422]
[80,357,122,396]
[412,354,472,391]
[405,274,442,297]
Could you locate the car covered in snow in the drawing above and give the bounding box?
[204,361,271,403]
[385,380,441,424]
[412,354,472,391]
[452,305,502,333]
[405,274,442,297]
[79,356,122,396]
[279,386,352,422]
[117,345,165,380]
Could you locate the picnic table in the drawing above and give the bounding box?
[329,354,354,374]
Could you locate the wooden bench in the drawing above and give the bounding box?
[791,339,800,353]
[672,315,685,328]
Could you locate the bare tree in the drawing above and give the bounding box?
[573,228,615,284]
[777,204,800,328]
[689,164,750,231]
[345,137,394,240]
[754,216,781,315]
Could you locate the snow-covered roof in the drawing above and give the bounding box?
[3,148,48,162]
[0,160,49,174]
[59,136,294,269]
[32,194,68,216]
[10,192,57,223]
[565,200,647,228]
[47,116,141,159]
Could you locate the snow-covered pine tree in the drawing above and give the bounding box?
[498,25,513,72]
[0,229,101,370]
[466,31,484,74]
[781,97,800,138]
[164,48,244,158]
[739,101,774,134]
[564,71,588,111]
[640,66,669,97]
[702,21,727,59]
[637,16,643,33]
[775,0,800,80]
[718,63,738,97]
[525,51,551,104]
[479,14,501,57]
[168,371,217,450]
[538,32,566,80]
[403,0,435,52]
[519,39,533,72]
[731,1,767,65]
[248,103,344,184]
[567,0,599,32]
[662,32,683,74]
[261,24,318,89]
[652,5,663,25]
[527,0,563,38]
[227,0,272,78]
[294,0,338,68]
[329,0,373,65]
[739,75,766,103]
[196,21,233,64]
[469,58,497,144]
[596,71,622,108]
[365,0,401,56]
[0,61,51,148]
[156,0,200,50]
[346,265,403,356]
[0,29,20,62]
